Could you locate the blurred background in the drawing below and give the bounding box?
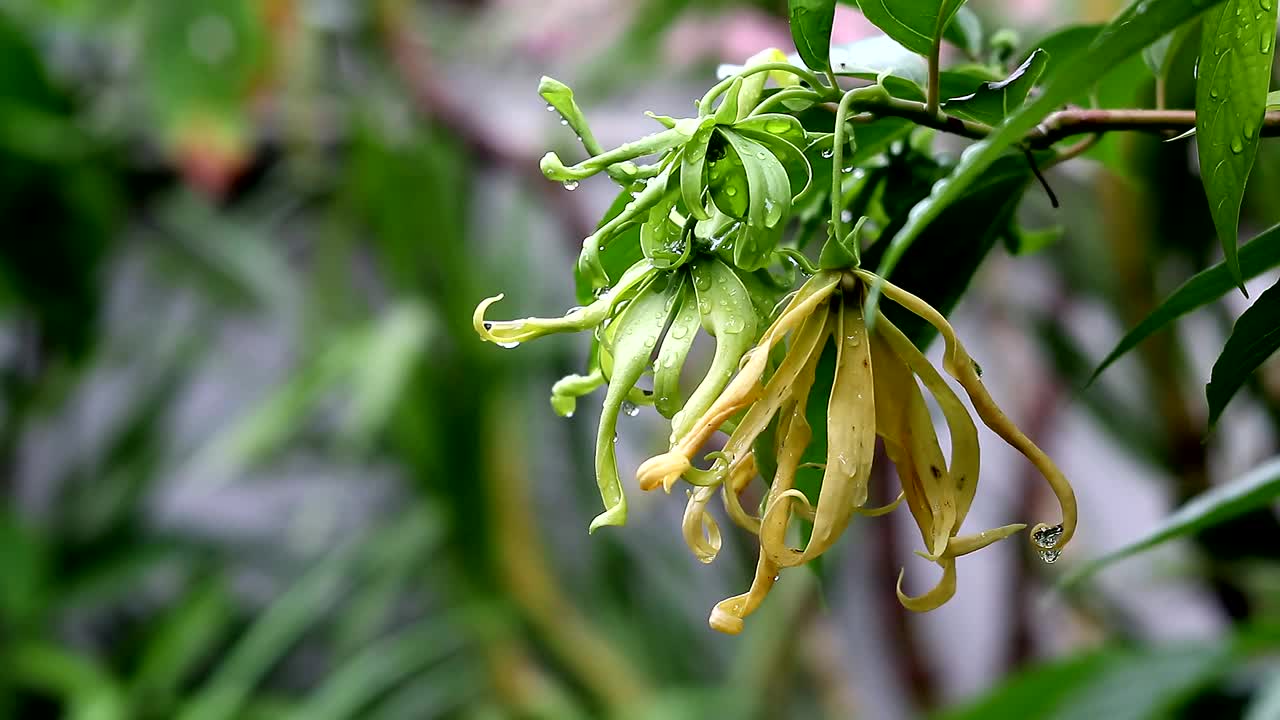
[2,0,1280,718]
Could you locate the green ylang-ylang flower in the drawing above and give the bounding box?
[637,270,1077,634]
[474,51,1081,635]
[538,53,815,289]
[474,254,784,532]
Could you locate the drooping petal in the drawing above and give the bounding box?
[870,332,936,547]
[861,269,1077,554]
[772,292,875,568]
[760,308,832,568]
[709,551,780,635]
[475,260,653,346]
[589,275,679,532]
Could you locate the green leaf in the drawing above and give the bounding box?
[871,0,1228,312]
[1207,277,1280,425]
[1063,456,1280,585]
[936,643,1232,720]
[856,0,967,56]
[789,0,837,73]
[1196,0,1277,292]
[1090,222,1280,381]
[130,573,235,709]
[944,49,1049,125]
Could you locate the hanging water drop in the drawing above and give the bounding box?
[821,148,834,159]
[495,340,520,349]
[840,210,854,223]
[546,104,556,112]
[1231,136,1245,154]
[1038,549,1061,564]
[621,401,640,417]
[563,180,580,191]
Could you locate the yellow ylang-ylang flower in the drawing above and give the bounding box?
[637,269,1077,634]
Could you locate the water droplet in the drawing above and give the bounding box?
[546,104,556,112]
[1263,33,1273,53]
[724,317,745,334]
[560,119,569,126]
[496,340,520,349]
[1032,524,1063,549]
[1210,87,1221,99]
[764,119,791,134]
[840,210,854,223]
[821,149,834,159]
[622,401,639,417]
[726,187,738,196]
[972,360,983,377]
[756,151,767,160]
[564,410,574,418]
[1039,549,1061,564]
[671,324,690,340]
[1231,136,1245,153]
[1264,0,1274,10]
[562,180,580,191]
[842,165,853,173]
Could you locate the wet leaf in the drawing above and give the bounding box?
[855,0,968,56]
[1206,277,1280,426]
[1196,0,1277,291]
[944,49,1049,126]
[1090,222,1280,382]
[789,0,837,73]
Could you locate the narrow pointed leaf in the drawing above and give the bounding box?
[1196,0,1277,292]
[1206,278,1280,426]
[1090,223,1280,382]
[1064,456,1280,585]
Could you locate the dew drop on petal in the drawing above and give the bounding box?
[1039,549,1061,564]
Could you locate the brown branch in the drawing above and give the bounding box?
[831,95,1280,153]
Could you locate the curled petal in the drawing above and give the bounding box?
[682,485,723,563]
[896,560,957,613]
[870,333,935,546]
[860,269,1077,554]
[475,260,653,346]
[709,551,780,635]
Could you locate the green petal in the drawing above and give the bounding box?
[590,275,680,532]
